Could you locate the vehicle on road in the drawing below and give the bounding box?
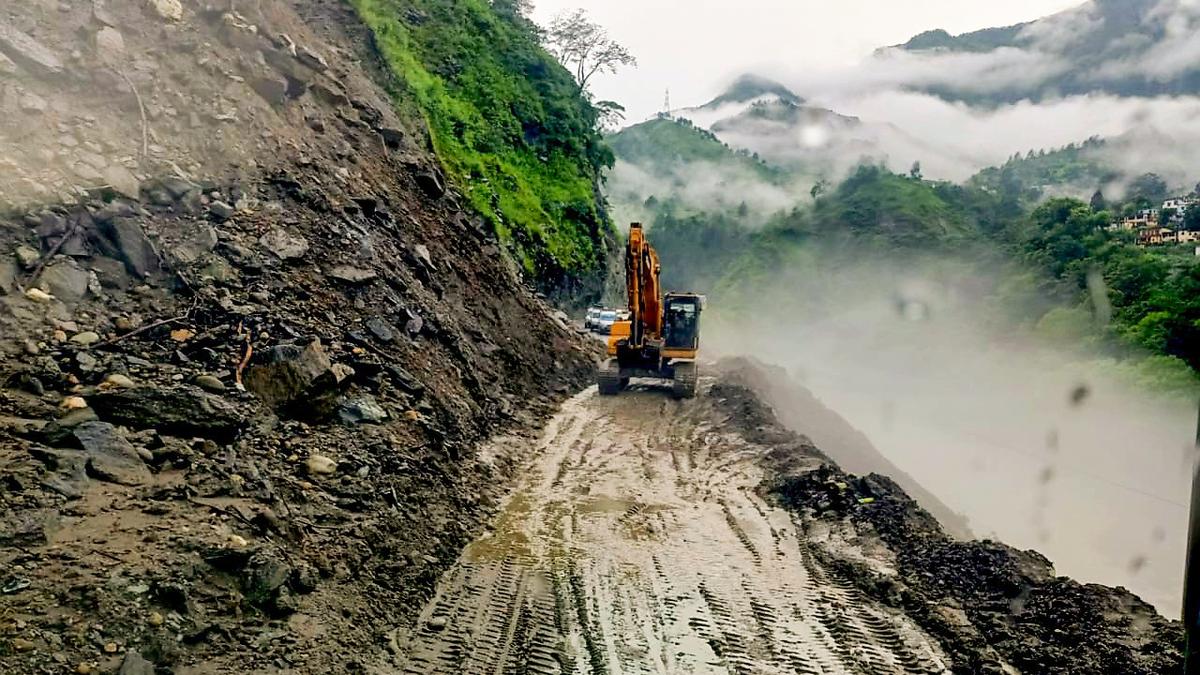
[598,222,704,398]
[596,309,618,334]
[584,306,603,330]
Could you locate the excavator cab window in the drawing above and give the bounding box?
[664,297,701,349]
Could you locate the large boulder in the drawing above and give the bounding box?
[89,386,247,441]
[243,339,353,418]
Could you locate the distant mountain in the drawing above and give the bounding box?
[673,75,968,180]
[887,0,1200,103]
[699,73,805,109]
[604,117,802,226]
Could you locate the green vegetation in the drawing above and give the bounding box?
[636,160,1200,394]
[607,118,782,182]
[349,0,613,287]
[969,138,1117,205]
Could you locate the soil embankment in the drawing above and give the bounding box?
[0,1,598,672]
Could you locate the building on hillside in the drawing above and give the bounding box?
[1138,226,1173,245]
[1179,230,1200,244]
[1163,197,1197,211]
[1118,211,1159,231]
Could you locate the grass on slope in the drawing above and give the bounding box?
[608,117,785,184]
[350,0,613,284]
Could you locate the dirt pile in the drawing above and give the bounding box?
[0,1,598,673]
[707,360,1187,674]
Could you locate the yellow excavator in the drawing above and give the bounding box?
[598,223,704,399]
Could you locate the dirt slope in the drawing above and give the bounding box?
[389,361,1184,674]
[0,1,599,673]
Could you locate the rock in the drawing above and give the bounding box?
[91,0,117,27]
[208,201,235,221]
[310,81,350,107]
[365,317,396,343]
[0,24,65,77]
[259,228,308,260]
[227,534,248,549]
[102,373,136,389]
[19,92,47,114]
[244,340,354,417]
[37,260,91,303]
[144,0,182,22]
[60,396,88,410]
[328,265,376,284]
[89,386,246,442]
[405,315,424,336]
[411,166,445,199]
[117,649,155,675]
[102,165,140,200]
[24,287,54,303]
[147,611,164,627]
[69,331,100,346]
[0,52,17,76]
[338,395,387,424]
[103,219,160,278]
[0,257,14,295]
[378,126,404,148]
[11,637,35,651]
[427,616,448,630]
[170,224,218,263]
[296,47,328,72]
[73,421,151,486]
[93,27,124,62]
[305,454,336,475]
[15,245,40,269]
[251,75,289,106]
[413,243,436,270]
[193,374,225,393]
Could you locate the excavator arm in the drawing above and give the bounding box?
[624,223,662,347]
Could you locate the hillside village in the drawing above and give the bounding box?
[1109,194,1200,247]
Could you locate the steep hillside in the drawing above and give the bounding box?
[889,0,1200,103]
[0,1,601,673]
[347,0,617,296]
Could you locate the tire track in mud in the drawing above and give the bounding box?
[389,386,951,674]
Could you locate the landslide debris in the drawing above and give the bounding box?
[0,0,600,673]
[708,362,1185,674]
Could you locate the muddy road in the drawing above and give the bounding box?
[382,382,951,674]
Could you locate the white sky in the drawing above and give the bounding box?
[530,0,1085,121]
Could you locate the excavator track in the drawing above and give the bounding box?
[389,387,952,674]
[672,361,698,399]
[598,358,623,396]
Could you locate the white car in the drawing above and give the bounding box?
[596,310,618,334]
[585,306,603,330]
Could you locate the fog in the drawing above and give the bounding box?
[704,252,1193,615]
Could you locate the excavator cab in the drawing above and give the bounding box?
[598,224,703,399]
[663,293,703,350]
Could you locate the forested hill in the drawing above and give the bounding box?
[352,0,616,296]
[887,0,1200,103]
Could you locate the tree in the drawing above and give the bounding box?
[1089,189,1106,212]
[909,161,922,180]
[1128,172,1168,205]
[1184,206,1200,231]
[594,100,625,131]
[810,178,830,200]
[544,10,636,92]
